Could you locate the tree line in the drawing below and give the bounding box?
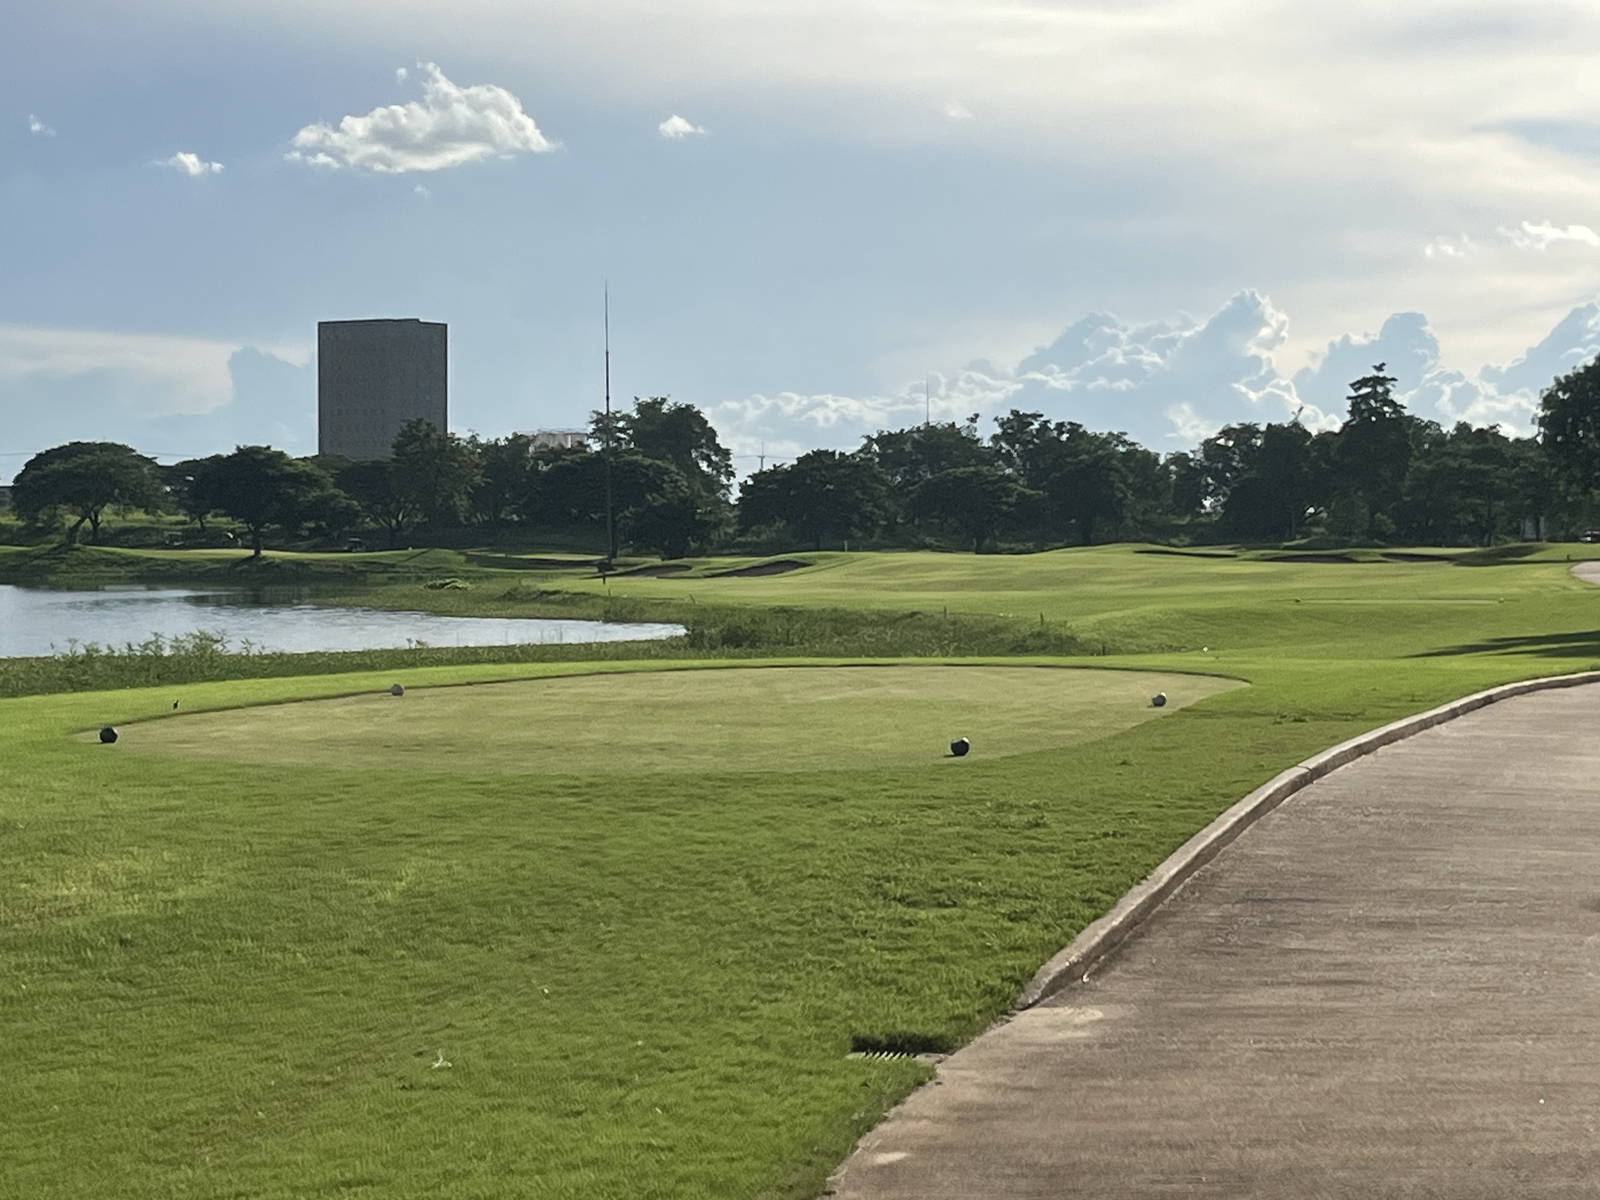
[12,360,1600,556]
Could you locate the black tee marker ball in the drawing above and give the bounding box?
[949,736,971,757]
[99,726,119,744]
[1151,692,1168,708]
[389,684,405,697]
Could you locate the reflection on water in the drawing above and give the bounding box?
[0,584,684,658]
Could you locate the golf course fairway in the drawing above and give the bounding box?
[8,544,1600,1199]
[107,665,1241,773]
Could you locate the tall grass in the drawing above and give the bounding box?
[0,605,1089,699]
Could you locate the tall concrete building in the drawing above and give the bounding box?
[317,318,447,460]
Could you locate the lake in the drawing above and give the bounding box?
[0,584,685,658]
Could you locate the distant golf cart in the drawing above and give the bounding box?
[1581,530,1600,544]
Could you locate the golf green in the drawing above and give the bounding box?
[105,664,1243,773]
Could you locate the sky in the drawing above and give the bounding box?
[7,0,1600,482]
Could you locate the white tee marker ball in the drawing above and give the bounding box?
[389,684,405,697]
[1150,693,1167,708]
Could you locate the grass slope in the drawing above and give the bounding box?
[4,547,1600,1197]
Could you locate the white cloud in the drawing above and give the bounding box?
[161,151,224,176]
[1423,234,1476,260]
[1501,220,1600,251]
[413,183,432,198]
[110,0,1600,378]
[287,61,557,173]
[713,290,1600,463]
[1425,220,1600,260]
[942,100,973,121]
[657,114,706,139]
[0,326,313,479]
[0,325,236,415]
[27,114,56,137]
[395,66,409,82]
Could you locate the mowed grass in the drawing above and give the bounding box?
[5,547,1600,1198]
[110,665,1240,773]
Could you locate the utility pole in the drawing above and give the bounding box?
[603,282,617,564]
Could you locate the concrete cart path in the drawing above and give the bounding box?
[830,684,1600,1199]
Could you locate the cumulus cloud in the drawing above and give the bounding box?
[161,151,224,176]
[1423,234,1476,260]
[27,114,55,137]
[657,114,706,139]
[1425,220,1600,259]
[712,291,1600,464]
[0,326,312,479]
[287,61,557,173]
[1501,220,1600,251]
[942,100,973,121]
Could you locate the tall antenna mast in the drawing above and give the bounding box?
[925,375,932,426]
[603,281,617,563]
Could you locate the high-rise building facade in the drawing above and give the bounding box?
[317,318,448,459]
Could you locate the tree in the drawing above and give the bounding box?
[467,433,538,526]
[595,396,734,499]
[737,450,892,550]
[910,465,1033,552]
[622,465,726,559]
[1396,424,1548,545]
[210,445,345,556]
[538,450,681,528]
[336,459,419,547]
[166,456,227,531]
[1042,432,1129,544]
[1538,354,1600,491]
[1205,421,1318,541]
[1330,364,1411,540]
[391,419,480,529]
[11,441,163,543]
[861,419,994,491]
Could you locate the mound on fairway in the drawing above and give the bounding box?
[109,664,1241,774]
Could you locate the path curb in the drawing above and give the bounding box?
[1014,668,1600,1009]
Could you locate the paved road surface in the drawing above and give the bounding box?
[830,685,1600,1198]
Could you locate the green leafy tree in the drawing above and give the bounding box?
[1396,424,1549,545]
[12,441,163,543]
[594,396,734,499]
[336,459,420,547]
[1331,364,1411,540]
[737,450,892,550]
[210,445,345,556]
[1209,421,1319,541]
[1042,433,1129,544]
[165,456,227,532]
[909,465,1033,552]
[537,450,684,530]
[1166,451,1209,519]
[1538,354,1600,491]
[861,419,994,490]
[622,465,726,559]
[391,420,481,529]
[467,433,539,526]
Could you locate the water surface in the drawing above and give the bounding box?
[0,584,684,658]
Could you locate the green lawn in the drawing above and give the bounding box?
[4,545,1600,1198]
[109,665,1239,774]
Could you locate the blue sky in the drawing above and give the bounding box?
[7,0,1600,481]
